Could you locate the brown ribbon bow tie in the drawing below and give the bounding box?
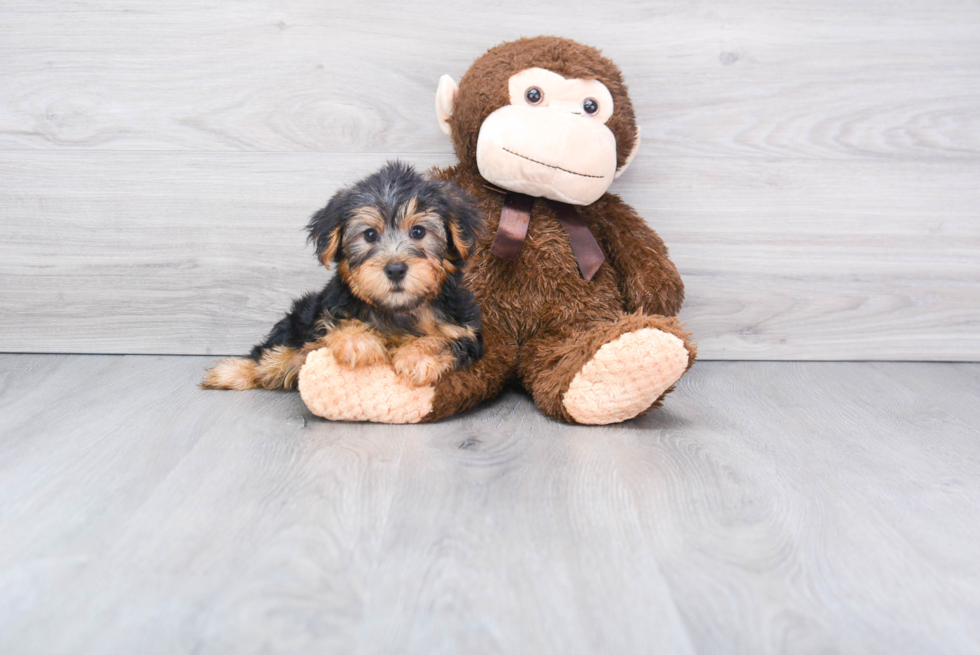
[489,192,605,282]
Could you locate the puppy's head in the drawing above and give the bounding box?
[308,161,483,312]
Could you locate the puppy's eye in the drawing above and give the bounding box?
[363,228,379,243]
[583,98,599,115]
[409,226,426,240]
[525,87,543,105]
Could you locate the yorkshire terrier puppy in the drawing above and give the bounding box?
[202,161,485,391]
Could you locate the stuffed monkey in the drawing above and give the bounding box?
[299,36,696,424]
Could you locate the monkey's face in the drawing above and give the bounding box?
[338,198,449,312]
[435,37,642,207]
[475,68,621,205]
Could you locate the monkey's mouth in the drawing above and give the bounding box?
[502,147,605,180]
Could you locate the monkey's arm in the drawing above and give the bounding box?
[586,194,685,317]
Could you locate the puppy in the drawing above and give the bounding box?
[202,161,484,391]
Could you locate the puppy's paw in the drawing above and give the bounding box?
[391,340,454,387]
[329,330,389,369]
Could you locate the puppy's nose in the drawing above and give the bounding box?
[384,261,408,282]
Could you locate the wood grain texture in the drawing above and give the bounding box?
[1,0,979,358]
[1,152,978,358]
[0,0,978,159]
[1,355,979,654]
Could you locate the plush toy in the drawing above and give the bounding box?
[299,36,696,424]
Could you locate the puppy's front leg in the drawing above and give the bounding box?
[322,320,389,369]
[391,336,455,387]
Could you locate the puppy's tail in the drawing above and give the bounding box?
[201,346,309,391]
[201,357,261,390]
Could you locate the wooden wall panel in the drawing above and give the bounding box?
[2,1,978,158]
[2,152,977,359]
[1,0,978,358]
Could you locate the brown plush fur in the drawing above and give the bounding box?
[422,36,696,423]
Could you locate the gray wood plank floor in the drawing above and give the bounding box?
[1,355,979,654]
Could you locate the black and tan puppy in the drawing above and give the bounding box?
[202,161,484,391]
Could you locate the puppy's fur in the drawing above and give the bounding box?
[202,161,485,391]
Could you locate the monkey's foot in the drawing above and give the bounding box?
[298,348,434,423]
[562,328,689,425]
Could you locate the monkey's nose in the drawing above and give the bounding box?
[384,262,408,282]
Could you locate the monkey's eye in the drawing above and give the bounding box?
[363,228,379,243]
[409,226,426,240]
[583,98,599,115]
[525,87,543,105]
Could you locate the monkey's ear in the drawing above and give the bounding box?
[435,75,458,136]
[439,183,483,261]
[307,191,350,269]
[614,126,642,180]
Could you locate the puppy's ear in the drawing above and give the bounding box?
[307,189,352,269]
[437,182,484,262]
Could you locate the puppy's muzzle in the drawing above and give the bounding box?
[384,261,408,282]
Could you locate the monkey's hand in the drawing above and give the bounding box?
[391,337,454,387]
[585,195,685,317]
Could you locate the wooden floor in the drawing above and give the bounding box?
[1,355,978,654]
